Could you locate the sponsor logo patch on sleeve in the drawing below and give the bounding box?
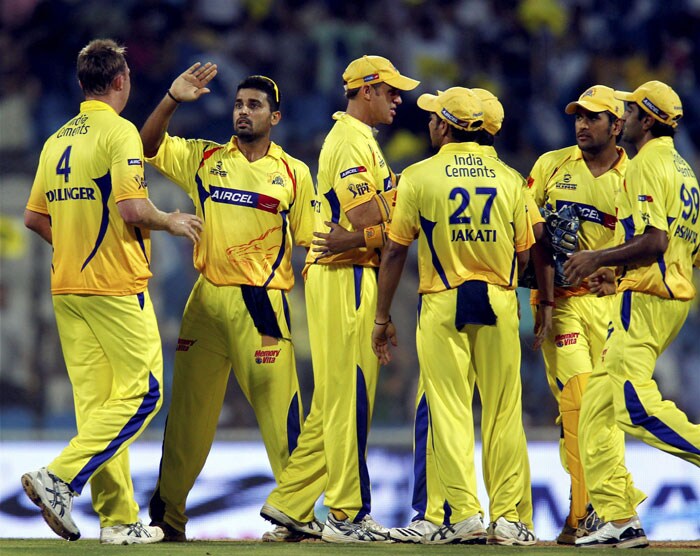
[637,194,654,202]
[340,166,367,179]
[128,158,143,166]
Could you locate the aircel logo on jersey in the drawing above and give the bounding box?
[347,182,371,198]
[128,158,142,166]
[46,187,96,202]
[176,338,197,352]
[340,166,367,179]
[255,349,281,364]
[555,332,579,347]
[555,200,616,230]
[554,173,576,190]
[209,186,280,213]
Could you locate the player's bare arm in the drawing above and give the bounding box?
[531,240,555,350]
[24,209,52,245]
[140,62,218,157]
[372,239,408,365]
[564,226,668,286]
[118,198,203,244]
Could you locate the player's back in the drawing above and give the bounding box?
[396,142,531,293]
[28,100,151,295]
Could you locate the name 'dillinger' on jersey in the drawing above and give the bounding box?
[209,185,280,213]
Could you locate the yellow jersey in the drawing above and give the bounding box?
[390,142,534,293]
[616,137,699,300]
[26,100,151,295]
[526,144,627,299]
[306,112,397,268]
[147,134,313,290]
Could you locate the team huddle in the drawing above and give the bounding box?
[21,39,700,547]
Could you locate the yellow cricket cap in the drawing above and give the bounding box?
[565,85,624,118]
[417,87,484,131]
[343,55,420,91]
[614,80,683,128]
[472,88,504,135]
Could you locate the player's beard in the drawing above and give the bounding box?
[235,123,264,143]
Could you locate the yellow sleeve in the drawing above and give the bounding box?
[332,139,380,213]
[630,157,670,233]
[387,173,418,246]
[514,185,535,252]
[26,143,50,215]
[145,133,206,196]
[526,154,550,208]
[525,192,544,226]
[289,163,315,248]
[110,120,148,202]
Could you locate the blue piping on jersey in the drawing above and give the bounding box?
[262,211,288,288]
[508,249,517,287]
[137,292,145,310]
[70,372,160,493]
[356,366,372,521]
[134,227,150,266]
[624,380,700,455]
[620,216,635,242]
[417,294,423,328]
[621,290,632,331]
[656,255,675,298]
[287,392,301,455]
[324,189,341,224]
[419,214,450,290]
[81,173,112,271]
[281,291,291,333]
[353,265,363,310]
[411,393,429,521]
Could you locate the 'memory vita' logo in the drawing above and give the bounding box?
[555,332,580,347]
[255,349,281,364]
[176,338,197,352]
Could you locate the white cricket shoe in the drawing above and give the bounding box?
[487,517,537,545]
[260,503,323,538]
[262,524,312,542]
[21,468,80,541]
[422,514,487,544]
[575,516,649,548]
[389,519,440,543]
[321,513,391,543]
[100,522,164,545]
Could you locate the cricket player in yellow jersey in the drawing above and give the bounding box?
[389,87,538,545]
[372,87,535,545]
[139,65,314,542]
[525,85,627,543]
[21,39,202,545]
[565,81,700,548]
[259,55,419,543]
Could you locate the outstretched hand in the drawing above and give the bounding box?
[169,62,218,103]
[312,221,363,258]
[563,250,601,287]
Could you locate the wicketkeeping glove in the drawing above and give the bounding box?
[543,204,580,287]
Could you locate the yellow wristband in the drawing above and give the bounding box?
[364,223,386,249]
[373,189,397,222]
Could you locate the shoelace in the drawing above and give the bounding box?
[581,507,602,533]
[361,515,387,533]
[125,522,151,538]
[46,471,73,518]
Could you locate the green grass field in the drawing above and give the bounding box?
[2,540,700,555]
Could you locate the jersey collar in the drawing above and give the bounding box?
[227,136,284,160]
[438,141,484,155]
[572,145,628,175]
[332,112,376,139]
[79,100,117,113]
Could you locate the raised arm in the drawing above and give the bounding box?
[140,62,218,157]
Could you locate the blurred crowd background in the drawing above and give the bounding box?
[1,0,699,438]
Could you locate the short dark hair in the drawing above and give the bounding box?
[634,103,676,138]
[474,129,495,146]
[77,39,127,96]
[449,126,483,143]
[237,75,281,111]
[345,82,382,100]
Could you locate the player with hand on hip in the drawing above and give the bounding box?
[373,87,535,545]
[524,85,627,544]
[22,39,202,545]
[260,55,419,543]
[564,80,699,549]
[140,64,314,542]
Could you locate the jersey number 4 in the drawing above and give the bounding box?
[56,146,72,183]
[449,187,497,225]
